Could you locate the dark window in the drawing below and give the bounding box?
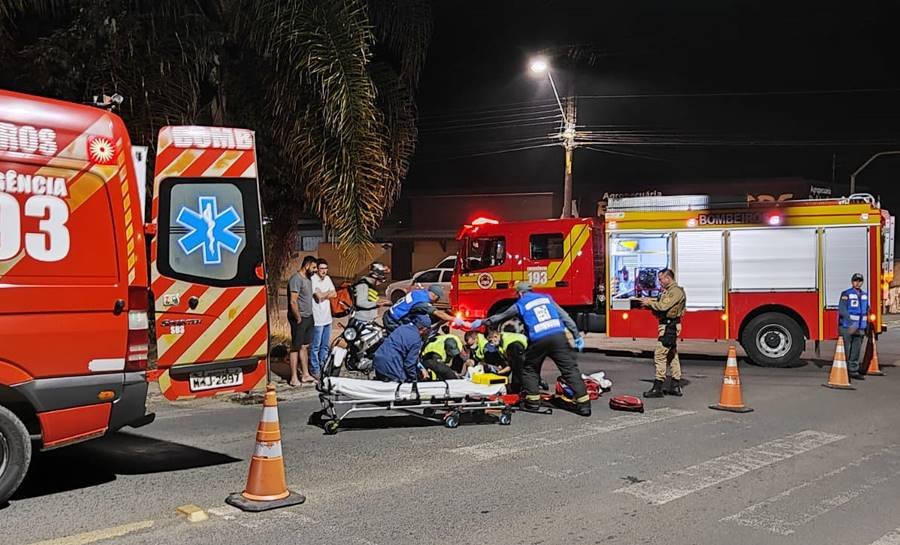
[465,236,505,271]
[437,257,456,270]
[530,233,564,260]
[440,270,454,282]
[157,177,264,287]
[414,270,440,283]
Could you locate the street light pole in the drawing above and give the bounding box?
[531,57,577,218]
[562,97,576,218]
[850,150,900,195]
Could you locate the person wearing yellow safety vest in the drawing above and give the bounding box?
[420,331,464,381]
[462,329,529,391]
[472,282,590,416]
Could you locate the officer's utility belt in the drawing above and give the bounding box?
[658,318,680,348]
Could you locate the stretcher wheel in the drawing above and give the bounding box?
[443,412,460,429]
[498,411,512,426]
[324,420,340,435]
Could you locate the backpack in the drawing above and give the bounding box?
[330,283,354,318]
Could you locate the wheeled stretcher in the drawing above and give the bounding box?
[317,377,512,434]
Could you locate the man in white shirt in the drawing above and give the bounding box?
[310,258,337,378]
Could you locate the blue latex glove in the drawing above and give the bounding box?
[453,316,465,327]
[574,336,585,352]
[470,319,483,330]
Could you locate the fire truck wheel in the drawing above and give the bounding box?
[741,312,805,368]
[0,405,31,505]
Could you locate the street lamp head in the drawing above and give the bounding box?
[529,57,549,74]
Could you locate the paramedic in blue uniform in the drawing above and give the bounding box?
[838,272,869,380]
[382,285,459,332]
[373,314,432,382]
[472,282,591,416]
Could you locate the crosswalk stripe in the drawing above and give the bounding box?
[449,408,695,460]
[616,430,845,505]
[722,445,900,536]
[871,528,900,545]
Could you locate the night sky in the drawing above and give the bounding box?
[407,0,900,211]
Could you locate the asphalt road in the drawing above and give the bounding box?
[5,332,900,545]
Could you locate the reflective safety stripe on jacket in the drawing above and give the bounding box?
[839,287,869,330]
[422,334,460,363]
[388,289,430,320]
[499,332,528,358]
[473,333,489,361]
[516,291,565,341]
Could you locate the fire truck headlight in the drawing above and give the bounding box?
[768,215,783,226]
[622,312,629,320]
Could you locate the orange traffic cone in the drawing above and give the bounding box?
[823,337,856,390]
[863,330,885,376]
[709,346,753,413]
[226,384,305,512]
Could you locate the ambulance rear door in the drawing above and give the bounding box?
[149,126,268,400]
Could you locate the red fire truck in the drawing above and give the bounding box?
[452,194,894,367]
[0,90,268,503]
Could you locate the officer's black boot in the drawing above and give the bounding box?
[521,396,543,412]
[665,378,683,397]
[643,380,664,398]
[576,401,592,417]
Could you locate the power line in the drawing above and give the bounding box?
[416,142,559,163]
[577,87,900,100]
[418,100,558,121]
[420,117,563,134]
[419,110,561,129]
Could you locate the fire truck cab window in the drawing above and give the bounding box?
[530,233,564,260]
[465,236,505,271]
[609,233,670,309]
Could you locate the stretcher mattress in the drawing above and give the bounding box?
[322,377,506,402]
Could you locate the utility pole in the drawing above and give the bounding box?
[561,97,577,218]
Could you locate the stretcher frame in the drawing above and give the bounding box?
[317,380,512,434]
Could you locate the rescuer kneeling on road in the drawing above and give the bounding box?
[472,282,590,416]
[640,268,687,398]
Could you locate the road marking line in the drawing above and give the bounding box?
[722,445,900,535]
[449,408,695,460]
[27,520,154,545]
[615,430,845,505]
[871,528,900,545]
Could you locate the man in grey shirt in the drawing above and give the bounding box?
[288,256,317,385]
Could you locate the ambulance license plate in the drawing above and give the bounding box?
[189,368,243,392]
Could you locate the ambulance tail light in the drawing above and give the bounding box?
[126,287,150,372]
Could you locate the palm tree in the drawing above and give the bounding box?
[0,0,432,275]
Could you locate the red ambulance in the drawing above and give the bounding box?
[0,90,268,503]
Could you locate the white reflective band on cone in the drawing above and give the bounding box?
[261,406,279,423]
[254,441,283,458]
